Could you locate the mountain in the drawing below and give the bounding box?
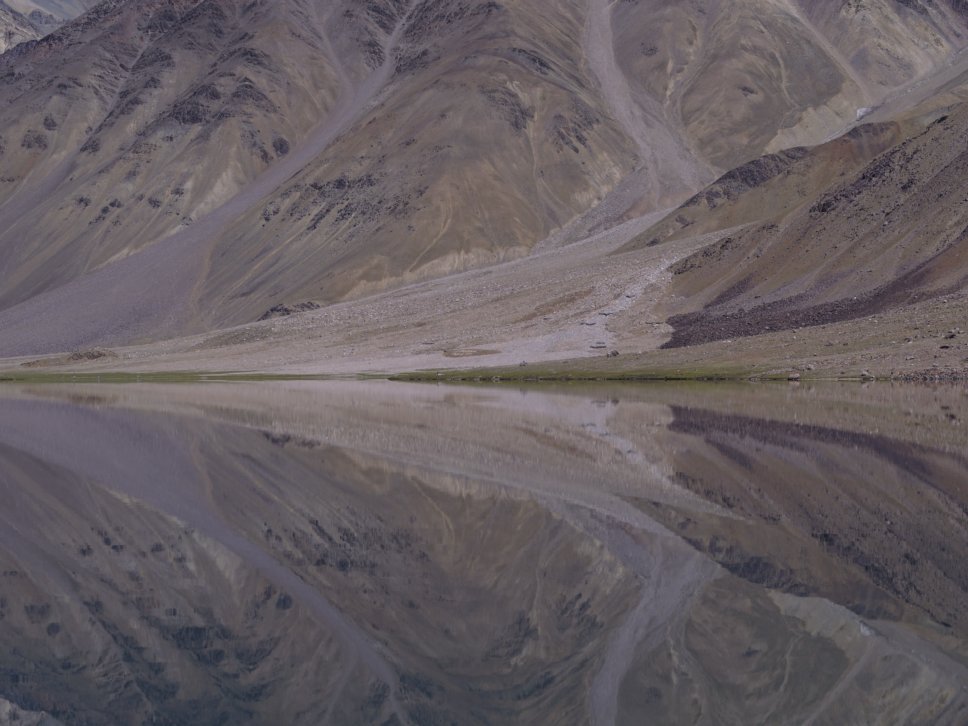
[0,0,641,349]
[609,0,968,169]
[0,1,39,53]
[1,0,968,363]
[4,0,95,28]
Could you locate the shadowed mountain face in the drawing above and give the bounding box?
[1,0,967,357]
[0,381,964,724]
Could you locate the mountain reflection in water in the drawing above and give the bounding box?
[0,381,965,725]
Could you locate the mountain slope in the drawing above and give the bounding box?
[621,101,968,351]
[611,0,968,167]
[0,0,643,348]
[0,0,967,360]
[33,90,968,379]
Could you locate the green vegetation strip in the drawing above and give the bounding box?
[390,363,793,383]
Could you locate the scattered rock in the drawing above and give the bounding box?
[258,301,321,321]
[20,130,48,150]
[68,348,118,362]
[272,136,290,156]
[893,368,968,382]
[20,348,118,369]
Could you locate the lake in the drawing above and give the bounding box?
[0,380,965,724]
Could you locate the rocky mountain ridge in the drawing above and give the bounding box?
[5,0,94,26]
[0,0,39,53]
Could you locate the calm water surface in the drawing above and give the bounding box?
[0,381,965,725]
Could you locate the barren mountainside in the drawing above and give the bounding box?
[0,0,966,376]
[620,101,968,349]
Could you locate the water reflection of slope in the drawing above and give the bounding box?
[0,381,963,724]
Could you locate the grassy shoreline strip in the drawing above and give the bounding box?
[391,364,802,383]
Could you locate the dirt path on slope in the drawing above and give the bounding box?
[785,1,875,107]
[583,0,712,207]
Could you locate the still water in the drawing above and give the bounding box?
[0,381,965,725]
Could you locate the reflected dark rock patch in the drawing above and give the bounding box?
[658,403,968,638]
